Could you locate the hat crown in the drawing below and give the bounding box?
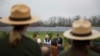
[10,4,30,18]
[72,19,92,34]
[1,4,39,25]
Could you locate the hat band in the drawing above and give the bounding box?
[70,31,92,37]
[9,16,31,21]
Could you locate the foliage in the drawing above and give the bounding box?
[33,31,39,35]
[63,37,71,44]
[93,37,100,42]
[48,32,53,39]
[0,32,8,37]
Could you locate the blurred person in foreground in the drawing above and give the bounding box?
[41,45,51,56]
[0,4,42,56]
[50,38,58,56]
[59,19,100,56]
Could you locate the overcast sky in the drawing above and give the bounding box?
[0,0,100,20]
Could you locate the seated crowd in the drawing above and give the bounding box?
[33,33,64,56]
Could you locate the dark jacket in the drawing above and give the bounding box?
[59,49,100,56]
[57,38,63,44]
[56,37,63,45]
[0,34,42,56]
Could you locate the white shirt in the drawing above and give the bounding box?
[44,39,51,45]
[35,38,41,44]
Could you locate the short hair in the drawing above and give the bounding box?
[33,33,38,38]
[57,33,60,36]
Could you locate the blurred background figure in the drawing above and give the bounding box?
[33,33,41,44]
[41,45,51,56]
[44,34,51,46]
[0,4,42,56]
[50,38,58,56]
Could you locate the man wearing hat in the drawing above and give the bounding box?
[0,4,42,56]
[59,19,100,56]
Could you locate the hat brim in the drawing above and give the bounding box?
[1,16,39,25]
[63,30,100,40]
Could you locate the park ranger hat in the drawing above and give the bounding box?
[63,19,100,40]
[1,4,39,25]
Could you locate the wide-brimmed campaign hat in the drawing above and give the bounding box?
[1,4,39,25]
[63,19,100,40]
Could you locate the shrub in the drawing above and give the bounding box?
[0,32,8,37]
[93,37,100,42]
[64,37,71,44]
[48,32,53,39]
[34,32,39,34]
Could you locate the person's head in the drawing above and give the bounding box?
[51,38,57,46]
[57,33,60,38]
[72,40,91,48]
[0,4,39,47]
[41,45,51,56]
[33,34,39,38]
[67,40,91,56]
[45,34,49,39]
[8,24,29,47]
[13,24,29,32]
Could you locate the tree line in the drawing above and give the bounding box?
[0,15,100,27]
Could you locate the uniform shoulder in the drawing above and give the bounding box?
[23,37,38,44]
[59,49,70,56]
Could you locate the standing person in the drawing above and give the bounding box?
[51,38,58,56]
[44,34,51,46]
[56,33,64,53]
[0,4,42,56]
[59,19,100,56]
[33,34,41,44]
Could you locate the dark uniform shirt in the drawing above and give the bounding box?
[59,49,100,56]
[0,34,42,56]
